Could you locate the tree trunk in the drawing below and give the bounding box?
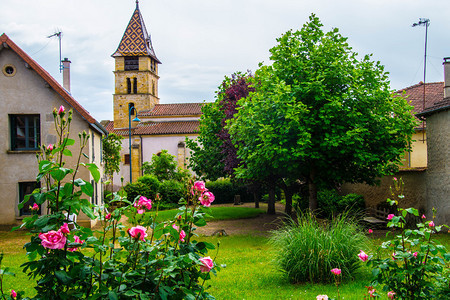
[268,187,276,215]
[253,190,260,208]
[284,189,293,216]
[308,168,318,211]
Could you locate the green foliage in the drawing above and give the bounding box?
[12,108,219,299]
[228,14,417,209]
[142,149,179,181]
[296,190,365,219]
[101,133,122,178]
[270,212,368,284]
[365,178,450,299]
[205,179,252,204]
[186,102,226,181]
[123,174,160,203]
[158,179,185,206]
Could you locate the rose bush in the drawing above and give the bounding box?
[10,108,220,299]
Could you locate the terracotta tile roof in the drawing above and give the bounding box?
[139,103,204,117]
[105,120,199,136]
[396,82,444,114]
[112,2,160,63]
[416,98,450,118]
[134,121,199,135]
[0,33,106,135]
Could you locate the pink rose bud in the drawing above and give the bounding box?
[58,105,65,115]
[199,256,214,273]
[392,252,396,260]
[429,221,435,227]
[11,290,17,298]
[105,213,111,220]
[68,235,84,252]
[177,215,182,221]
[387,214,395,220]
[60,223,70,234]
[331,268,341,276]
[46,144,53,151]
[368,288,376,297]
[393,177,397,181]
[413,252,418,258]
[32,203,39,211]
[358,250,369,262]
[368,229,373,234]
[421,214,426,219]
[128,225,148,241]
[387,291,396,299]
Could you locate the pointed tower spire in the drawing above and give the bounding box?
[112,2,160,63]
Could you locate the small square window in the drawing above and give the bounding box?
[19,182,41,216]
[10,114,40,150]
[124,154,130,165]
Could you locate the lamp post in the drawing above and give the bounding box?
[128,105,141,183]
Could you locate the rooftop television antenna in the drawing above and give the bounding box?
[412,18,430,143]
[47,31,63,73]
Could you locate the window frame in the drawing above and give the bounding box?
[10,114,41,151]
[18,181,41,216]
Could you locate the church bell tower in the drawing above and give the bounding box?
[112,0,161,129]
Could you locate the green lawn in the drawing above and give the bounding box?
[155,206,265,222]
[1,219,449,299]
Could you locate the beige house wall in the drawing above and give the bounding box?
[0,47,103,228]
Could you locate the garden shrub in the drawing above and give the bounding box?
[8,107,220,299]
[294,190,365,218]
[362,178,450,299]
[158,179,185,207]
[205,179,251,204]
[270,212,368,284]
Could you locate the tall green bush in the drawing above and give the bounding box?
[205,179,251,204]
[270,212,368,284]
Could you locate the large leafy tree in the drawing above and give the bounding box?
[186,73,253,181]
[229,14,417,210]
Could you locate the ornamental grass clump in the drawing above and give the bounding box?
[270,212,368,284]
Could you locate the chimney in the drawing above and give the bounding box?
[444,57,450,98]
[62,57,71,92]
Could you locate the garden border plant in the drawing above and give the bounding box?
[2,106,221,299]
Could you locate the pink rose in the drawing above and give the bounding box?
[368,229,373,234]
[413,252,418,258]
[172,224,186,242]
[421,214,426,219]
[368,288,376,297]
[387,214,395,220]
[39,230,67,249]
[393,177,397,181]
[105,213,111,220]
[134,196,152,214]
[68,235,84,252]
[392,252,396,260]
[128,225,148,241]
[58,105,65,115]
[11,290,17,298]
[199,191,215,207]
[31,203,39,211]
[331,268,341,276]
[60,223,70,234]
[429,221,435,227]
[358,250,368,262]
[316,296,328,300]
[46,144,53,151]
[387,291,396,299]
[191,181,207,195]
[199,256,214,273]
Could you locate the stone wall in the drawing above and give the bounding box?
[425,110,450,225]
[340,170,427,212]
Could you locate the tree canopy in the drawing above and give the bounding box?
[228,14,417,209]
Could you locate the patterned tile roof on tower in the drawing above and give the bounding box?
[112,1,160,63]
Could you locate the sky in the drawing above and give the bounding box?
[1,0,449,121]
